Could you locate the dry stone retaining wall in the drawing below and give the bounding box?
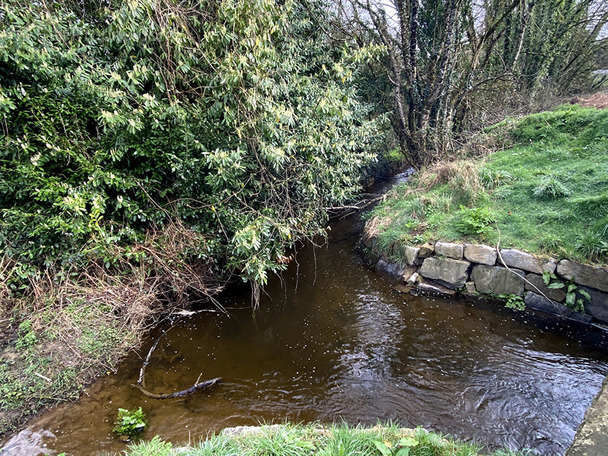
[367,238,608,326]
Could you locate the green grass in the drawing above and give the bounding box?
[366,105,608,265]
[0,293,141,438]
[112,423,531,456]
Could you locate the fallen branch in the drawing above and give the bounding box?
[325,195,384,212]
[132,322,222,400]
[131,376,221,399]
[34,372,52,383]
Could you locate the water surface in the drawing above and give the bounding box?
[3,214,608,456]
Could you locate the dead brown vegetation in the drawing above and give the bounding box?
[0,222,225,439]
[571,91,608,109]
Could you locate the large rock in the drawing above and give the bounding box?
[524,292,593,324]
[435,242,463,259]
[499,249,543,274]
[375,258,404,280]
[524,273,566,302]
[580,286,608,324]
[404,246,421,266]
[464,244,497,265]
[557,260,608,293]
[418,256,470,289]
[471,265,525,296]
[417,278,457,296]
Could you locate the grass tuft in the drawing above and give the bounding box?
[532,175,571,199]
[107,423,531,456]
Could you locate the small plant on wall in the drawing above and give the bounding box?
[500,294,526,311]
[112,407,147,439]
[542,272,591,313]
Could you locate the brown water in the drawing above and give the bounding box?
[3,212,608,456]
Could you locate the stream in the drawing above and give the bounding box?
[2,178,608,456]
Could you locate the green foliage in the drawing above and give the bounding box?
[542,272,590,313]
[501,294,526,311]
[368,105,608,266]
[454,206,494,236]
[123,436,173,456]
[15,320,37,349]
[564,281,591,313]
[114,423,526,456]
[113,407,147,438]
[575,231,608,263]
[0,0,382,292]
[532,176,571,199]
[373,436,419,456]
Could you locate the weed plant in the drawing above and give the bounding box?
[366,105,608,266]
[113,407,147,439]
[112,423,532,456]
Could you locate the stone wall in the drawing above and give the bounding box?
[364,237,608,326]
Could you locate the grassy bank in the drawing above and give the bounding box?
[0,223,225,438]
[112,423,529,456]
[0,274,171,438]
[366,104,608,266]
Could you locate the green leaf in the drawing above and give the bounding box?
[547,282,565,289]
[579,289,591,301]
[566,292,576,306]
[373,441,392,456]
[398,437,418,447]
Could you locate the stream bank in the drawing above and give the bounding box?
[109,423,531,456]
[2,209,608,456]
[362,236,608,332]
[567,377,608,456]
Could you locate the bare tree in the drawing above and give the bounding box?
[334,0,607,167]
[334,0,522,166]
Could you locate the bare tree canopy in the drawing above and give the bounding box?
[331,0,608,167]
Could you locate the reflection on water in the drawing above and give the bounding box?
[2,215,608,456]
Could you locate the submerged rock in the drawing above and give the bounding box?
[524,292,592,323]
[417,278,457,296]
